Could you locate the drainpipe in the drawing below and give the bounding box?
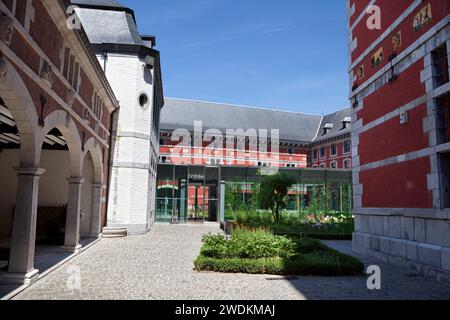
[103,51,108,73]
[104,105,120,228]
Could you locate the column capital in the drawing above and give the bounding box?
[13,167,45,176]
[67,177,85,184]
[92,183,106,189]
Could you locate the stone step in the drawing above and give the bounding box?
[102,227,128,238]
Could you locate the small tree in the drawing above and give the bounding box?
[258,173,296,222]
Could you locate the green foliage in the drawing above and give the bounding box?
[342,184,352,218]
[201,229,296,259]
[227,209,354,240]
[308,186,320,222]
[225,183,245,213]
[195,231,364,276]
[195,256,284,275]
[259,173,296,222]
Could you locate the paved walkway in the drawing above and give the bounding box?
[10,224,450,300]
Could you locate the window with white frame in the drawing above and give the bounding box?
[320,147,326,159]
[343,140,351,154]
[343,159,351,170]
[432,43,449,88]
[320,163,327,169]
[62,47,81,92]
[439,152,450,208]
[331,144,337,157]
[436,92,450,145]
[330,161,338,169]
[312,149,318,160]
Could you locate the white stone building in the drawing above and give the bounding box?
[74,0,164,235]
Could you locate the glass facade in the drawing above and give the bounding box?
[156,164,352,224]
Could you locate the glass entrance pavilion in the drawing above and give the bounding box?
[156,164,352,224]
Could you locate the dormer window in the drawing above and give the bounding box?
[323,123,333,135]
[342,117,351,129]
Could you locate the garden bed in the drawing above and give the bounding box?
[222,217,354,240]
[195,229,363,276]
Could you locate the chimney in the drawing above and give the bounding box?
[323,123,333,135]
[342,117,351,129]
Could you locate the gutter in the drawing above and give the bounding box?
[104,105,120,227]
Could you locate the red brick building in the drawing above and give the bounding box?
[0,0,118,284]
[349,0,450,281]
[159,98,352,170]
[157,98,352,222]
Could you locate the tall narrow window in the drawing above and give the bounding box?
[439,152,450,208]
[3,0,14,12]
[73,62,79,91]
[320,147,326,159]
[15,0,28,26]
[436,93,450,144]
[344,159,351,170]
[68,55,75,87]
[432,44,449,88]
[344,140,351,154]
[331,144,337,156]
[62,48,70,79]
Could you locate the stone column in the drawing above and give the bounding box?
[4,168,45,285]
[90,184,103,237]
[64,177,84,253]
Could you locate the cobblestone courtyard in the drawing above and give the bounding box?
[8,224,450,300]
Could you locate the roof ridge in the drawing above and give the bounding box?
[164,97,324,118]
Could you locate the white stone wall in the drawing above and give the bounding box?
[0,149,72,239]
[80,153,94,237]
[100,53,157,234]
[38,150,70,207]
[0,149,19,238]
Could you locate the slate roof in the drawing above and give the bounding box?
[313,108,352,143]
[72,0,125,8]
[160,98,351,144]
[72,0,145,46]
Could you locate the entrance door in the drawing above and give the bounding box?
[188,184,206,222]
[207,185,218,222]
[156,188,173,223]
[187,184,219,223]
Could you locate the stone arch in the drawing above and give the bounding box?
[82,137,103,184]
[36,110,84,251]
[80,137,104,237]
[36,110,83,177]
[0,57,40,166]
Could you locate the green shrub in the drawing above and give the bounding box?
[195,256,284,274]
[195,231,364,276]
[229,228,296,259]
[200,229,296,259]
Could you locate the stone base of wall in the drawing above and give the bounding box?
[106,223,152,236]
[354,232,450,285]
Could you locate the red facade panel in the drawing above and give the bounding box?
[357,60,425,125]
[351,0,413,61]
[360,157,433,208]
[351,0,448,87]
[349,0,372,27]
[359,103,429,165]
[29,0,63,68]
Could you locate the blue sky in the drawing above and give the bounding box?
[120,0,349,115]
